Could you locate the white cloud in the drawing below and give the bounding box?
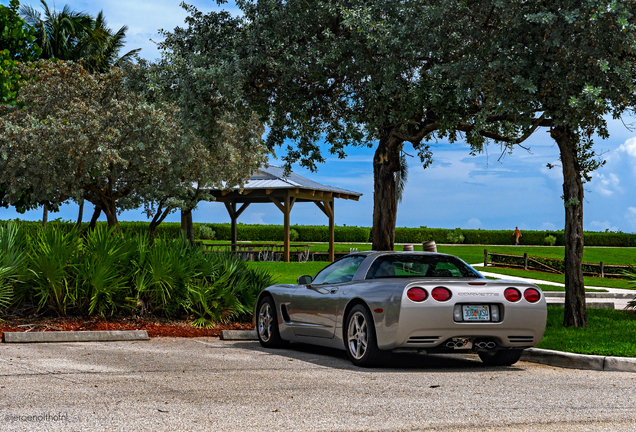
[466,218,482,229]
[541,222,557,230]
[588,220,619,232]
[592,172,620,196]
[617,137,636,158]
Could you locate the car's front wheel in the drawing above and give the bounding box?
[478,349,524,366]
[257,296,286,348]
[345,304,390,367]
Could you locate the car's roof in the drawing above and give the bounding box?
[355,251,455,258]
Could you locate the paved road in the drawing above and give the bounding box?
[1,338,635,431]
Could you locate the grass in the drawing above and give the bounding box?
[246,261,328,284]
[539,306,636,357]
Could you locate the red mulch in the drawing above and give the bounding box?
[0,316,253,338]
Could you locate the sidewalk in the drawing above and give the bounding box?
[472,263,635,309]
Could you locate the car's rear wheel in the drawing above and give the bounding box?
[257,296,286,348]
[478,349,524,366]
[345,304,390,367]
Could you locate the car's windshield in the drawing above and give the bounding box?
[312,255,366,285]
[365,254,482,279]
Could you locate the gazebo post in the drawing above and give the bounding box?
[328,199,334,262]
[284,193,290,262]
[224,201,251,252]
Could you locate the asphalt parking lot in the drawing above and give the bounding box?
[1,338,636,431]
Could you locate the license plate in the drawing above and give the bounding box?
[462,305,490,321]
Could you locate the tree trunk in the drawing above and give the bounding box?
[89,205,101,231]
[181,208,194,244]
[371,132,403,251]
[551,125,587,328]
[42,205,48,229]
[100,201,119,228]
[149,204,172,245]
[76,199,84,227]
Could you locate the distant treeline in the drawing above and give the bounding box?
[2,220,634,247]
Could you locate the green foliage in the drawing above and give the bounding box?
[199,225,216,240]
[289,228,299,242]
[2,220,634,248]
[446,228,464,244]
[0,223,29,309]
[0,0,41,104]
[544,235,557,246]
[75,226,136,316]
[0,224,273,322]
[26,225,81,315]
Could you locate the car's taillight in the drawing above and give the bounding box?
[431,287,452,302]
[524,288,541,303]
[504,288,521,302]
[407,287,428,302]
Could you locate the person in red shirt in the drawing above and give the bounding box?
[514,227,522,245]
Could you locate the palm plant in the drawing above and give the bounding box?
[0,224,29,310]
[75,226,136,316]
[20,1,140,71]
[27,225,81,315]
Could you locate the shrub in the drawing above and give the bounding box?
[544,235,557,246]
[290,228,299,242]
[447,228,465,244]
[199,225,216,240]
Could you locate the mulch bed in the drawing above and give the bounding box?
[0,316,253,339]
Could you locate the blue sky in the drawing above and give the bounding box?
[2,0,636,233]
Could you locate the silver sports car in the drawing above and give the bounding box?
[255,251,547,367]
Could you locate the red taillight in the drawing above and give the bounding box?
[524,288,541,303]
[407,287,428,302]
[504,288,521,302]
[431,287,452,302]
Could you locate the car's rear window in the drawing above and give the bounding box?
[365,254,482,279]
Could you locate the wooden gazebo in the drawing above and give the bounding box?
[206,165,362,262]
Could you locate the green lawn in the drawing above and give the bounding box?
[539,306,636,357]
[239,242,636,288]
[246,261,328,284]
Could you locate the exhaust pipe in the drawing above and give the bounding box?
[475,341,497,349]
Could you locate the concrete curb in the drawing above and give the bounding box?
[220,330,258,341]
[2,330,149,343]
[522,348,636,372]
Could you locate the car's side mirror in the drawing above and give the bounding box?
[297,275,313,285]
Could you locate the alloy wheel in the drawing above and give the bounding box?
[347,311,368,360]
[258,302,273,343]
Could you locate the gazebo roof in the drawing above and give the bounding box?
[215,165,362,201]
[205,165,360,262]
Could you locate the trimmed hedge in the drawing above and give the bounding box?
[1,220,634,246]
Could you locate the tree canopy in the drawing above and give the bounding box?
[163,0,636,327]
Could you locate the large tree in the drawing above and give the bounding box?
[452,0,636,327]
[164,0,636,327]
[160,1,535,251]
[19,1,140,225]
[0,60,191,227]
